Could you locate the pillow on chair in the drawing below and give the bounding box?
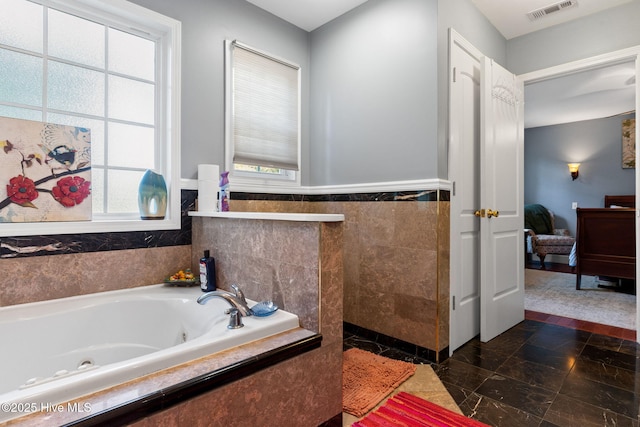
[524,204,553,234]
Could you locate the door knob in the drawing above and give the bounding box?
[486,209,499,218]
[474,209,485,217]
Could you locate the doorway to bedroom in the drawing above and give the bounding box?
[522,55,637,335]
[448,34,640,354]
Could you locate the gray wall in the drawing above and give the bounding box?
[127,0,637,189]
[507,1,640,74]
[128,0,507,186]
[129,0,311,183]
[524,113,635,235]
[510,2,639,237]
[309,0,438,185]
[436,0,507,178]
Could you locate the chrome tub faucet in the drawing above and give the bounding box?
[197,284,254,317]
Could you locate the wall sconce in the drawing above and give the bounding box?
[567,163,580,180]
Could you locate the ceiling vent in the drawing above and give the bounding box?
[527,0,578,21]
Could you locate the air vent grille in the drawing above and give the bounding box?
[527,0,577,21]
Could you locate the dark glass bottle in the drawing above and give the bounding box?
[199,250,216,292]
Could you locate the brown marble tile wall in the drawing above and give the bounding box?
[131,344,342,427]
[319,221,344,346]
[184,214,343,424]
[191,216,343,341]
[0,246,191,307]
[437,201,451,351]
[192,217,316,332]
[230,197,449,355]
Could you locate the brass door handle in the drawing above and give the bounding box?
[474,209,485,217]
[487,209,499,218]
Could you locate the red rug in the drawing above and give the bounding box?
[352,391,490,427]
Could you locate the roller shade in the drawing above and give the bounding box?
[231,41,300,171]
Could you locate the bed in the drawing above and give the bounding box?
[604,194,636,209]
[575,195,636,290]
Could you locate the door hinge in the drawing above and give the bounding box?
[452,181,455,196]
[452,67,457,83]
[452,295,456,310]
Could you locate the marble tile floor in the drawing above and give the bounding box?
[343,320,640,427]
[341,333,461,426]
[341,363,463,426]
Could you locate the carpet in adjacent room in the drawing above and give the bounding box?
[525,269,635,329]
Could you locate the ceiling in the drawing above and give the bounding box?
[471,0,634,40]
[245,0,369,32]
[525,61,636,128]
[474,0,636,128]
[246,0,636,128]
[245,0,634,38]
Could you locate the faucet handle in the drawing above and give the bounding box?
[226,308,244,329]
[231,284,247,304]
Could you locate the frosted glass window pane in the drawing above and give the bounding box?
[48,61,104,116]
[0,106,42,122]
[91,168,104,214]
[0,49,43,106]
[108,123,154,169]
[107,169,143,213]
[48,114,104,166]
[0,0,42,53]
[109,76,154,124]
[48,9,105,68]
[109,29,155,81]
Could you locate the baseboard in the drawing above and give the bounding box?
[344,322,448,363]
[547,254,570,264]
[317,413,342,427]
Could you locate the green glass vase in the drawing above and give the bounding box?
[138,170,167,220]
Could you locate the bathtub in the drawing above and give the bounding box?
[0,284,300,423]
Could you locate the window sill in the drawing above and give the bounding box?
[0,217,181,238]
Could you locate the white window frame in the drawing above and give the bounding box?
[0,0,181,237]
[224,39,301,191]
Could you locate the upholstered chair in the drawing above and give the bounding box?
[524,204,576,269]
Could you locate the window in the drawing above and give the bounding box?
[0,0,181,237]
[225,40,300,189]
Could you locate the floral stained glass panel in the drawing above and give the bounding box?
[0,116,92,222]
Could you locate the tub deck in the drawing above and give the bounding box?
[3,327,319,426]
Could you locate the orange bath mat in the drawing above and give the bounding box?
[343,348,417,417]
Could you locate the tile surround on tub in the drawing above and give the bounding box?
[2,188,448,359]
[0,245,191,306]
[0,189,447,260]
[230,189,450,360]
[3,202,345,426]
[5,329,320,426]
[191,216,344,336]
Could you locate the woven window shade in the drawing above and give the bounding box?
[232,43,299,171]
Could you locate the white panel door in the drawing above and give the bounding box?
[449,30,482,353]
[479,57,525,342]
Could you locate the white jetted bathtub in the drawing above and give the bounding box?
[0,284,299,422]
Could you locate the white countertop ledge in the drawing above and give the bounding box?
[188,211,344,222]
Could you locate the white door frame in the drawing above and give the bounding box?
[518,46,640,343]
